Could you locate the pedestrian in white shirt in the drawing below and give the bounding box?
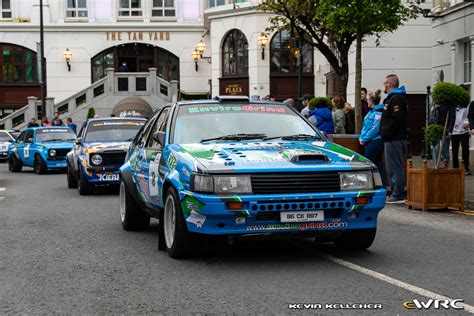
[449,106,471,175]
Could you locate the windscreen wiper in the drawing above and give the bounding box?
[43,138,67,142]
[263,134,321,141]
[200,133,267,143]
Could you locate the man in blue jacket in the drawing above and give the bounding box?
[380,74,407,203]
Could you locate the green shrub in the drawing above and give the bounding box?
[432,82,470,108]
[424,124,444,146]
[308,97,332,110]
[87,107,96,119]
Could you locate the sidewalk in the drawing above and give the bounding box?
[409,155,474,210]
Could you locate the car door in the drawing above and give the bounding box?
[72,123,87,171]
[13,131,27,162]
[137,107,170,207]
[22,130,35,167]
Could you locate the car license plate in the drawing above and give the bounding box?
[56,163,67,167]
[280,210,324,223]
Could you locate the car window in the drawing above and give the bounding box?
[84,119,145,142]
[146,108,169,149]
[134,115,158,148]
[0,132,11,142]
[16,131,26,143]
[24,130,34,143]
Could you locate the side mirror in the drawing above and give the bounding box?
[153,131,166,147]
[75,137,83,145]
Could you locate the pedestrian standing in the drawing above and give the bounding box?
[380,74,407,203]
[27,118,40,128]
[308,100,334,135]
[284,98,295,108]
[361,87,369,119]
[332,95,345,134]
[300,93,312,118]
[359,89,386,186]
[42,116,51,127]
[343,103,355,134]
[52,112,64,126]
[118,61,129,91]
[449,105,471,175]
[66,117,77,135]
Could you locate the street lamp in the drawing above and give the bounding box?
[64,48,72,71]
[192,49,201,72]
[257,32,268,60]
[196,39,206,56]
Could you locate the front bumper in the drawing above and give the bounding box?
[180,189,386,235]
[0,151,8,160]
[44,157,67,169]
[80,163,121,184]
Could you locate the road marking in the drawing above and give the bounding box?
[0,187,5,191]
[319,253,474,314]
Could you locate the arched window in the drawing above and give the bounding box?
[222,29,248,77]
[0,44,38,84]
[270,30,313,75]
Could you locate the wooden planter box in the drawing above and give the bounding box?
[328,134,364,155]
[406,160,464,212]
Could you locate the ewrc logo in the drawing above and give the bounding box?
[403,299,463,310]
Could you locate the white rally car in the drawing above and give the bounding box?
[0,130,20,162]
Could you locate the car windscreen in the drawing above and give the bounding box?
[85,120,145,142]
[36,128,76,142]
[0,132,12,142]
[173,103,320,144]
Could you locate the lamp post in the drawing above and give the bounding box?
[192,49,201,71]
[39,0,46,118]
[64,48,72,71]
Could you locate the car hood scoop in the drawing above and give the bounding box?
[287,151,330,163]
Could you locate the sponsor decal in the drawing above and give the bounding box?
[98,174,120,181]
[186,210,206,228]
[167,153,177,170]
[23,145,30,158]
[403,299,463,310]
[246,221,349,231]
[181,166,190,177]
[236,217,246,224]
[149,159,159,197]
[288,303,383,310]
[37,129,70,133]
[187,105,286,114]
[181,195,204,215]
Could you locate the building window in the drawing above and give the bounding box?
[152,0,175,17]
[464,41,472,83]
[1,0,12,18]
[66,0,88,18]
[222,29,248,77]
[0,44,38,84]
[207,0,246,8]
[119,0,142,17]
[270,30,313,75]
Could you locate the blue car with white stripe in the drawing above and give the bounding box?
[8,127,76,174]
[119,96,386,258]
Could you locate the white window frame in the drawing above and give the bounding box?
[118,0,143,17]
[151,0,175,18]
[464,41,472,84]
[1,0,12,19]
[66,0,88,19]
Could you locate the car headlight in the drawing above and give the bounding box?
[91,154,103,166]
[49,149,56,157]
[192,174,252,194]
[340,171,374,191]
[373,170,383,188]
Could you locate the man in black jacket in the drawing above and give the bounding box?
[380,74,407,203]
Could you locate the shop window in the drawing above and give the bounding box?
[464,41,472,84]
[1,0,11,19]
[66,0,88,18]
[152,0,175,17]
[0,44,38,84]
[119,0,142,17]
[270,30,313,75]
[222,29,248,77]
[92,50,114,83]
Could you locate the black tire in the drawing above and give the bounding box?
[34,155,47,175]
[0,159,7,163]
[67,162,78,188]
[77,167,93,195]
[8,155,22,172]
[335,228,377,250]
[157,209,166,251]
[119,180,150,231]
[163,187,196,259]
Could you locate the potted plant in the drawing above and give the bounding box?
[406,82,469,212]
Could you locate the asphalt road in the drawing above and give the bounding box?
[0,163,473,315]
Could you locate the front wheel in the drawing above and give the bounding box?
[77,168,92,195]
[8,155,22,172]
[163,187,195,259]
[34,155,47,175]
[119,180,149,231]
[334,228,377,250]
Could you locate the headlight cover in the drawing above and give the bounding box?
[373,170,383,188]
[192,174,252,194]
[91,154,103,166]
[340,171,374,191]
[49,149,56,157]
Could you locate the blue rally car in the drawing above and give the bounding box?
[66,117,146,195]
[8,127,76,174]
[119,96,386,258]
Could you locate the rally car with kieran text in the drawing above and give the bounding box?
[66,117,146,195]
[8,127,76,174]
[119,96,387,259]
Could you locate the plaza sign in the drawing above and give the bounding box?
[105,31,170,41]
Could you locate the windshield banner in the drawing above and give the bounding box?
[183,104,287,115]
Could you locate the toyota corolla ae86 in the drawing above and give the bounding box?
[66,117,146,195]
[8,127,76,174]
[119,97,386,258]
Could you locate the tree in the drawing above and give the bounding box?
[258,0,420,132]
